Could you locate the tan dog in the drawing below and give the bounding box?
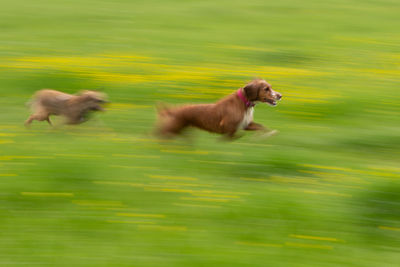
[25,89,107,126]
[156,79,282,139]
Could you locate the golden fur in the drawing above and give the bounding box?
[25,89,107,126]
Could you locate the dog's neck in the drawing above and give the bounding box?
[237,88,255,108]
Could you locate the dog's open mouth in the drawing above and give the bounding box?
[264,98,277,106]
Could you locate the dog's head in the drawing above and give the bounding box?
[243,79,282,106]
[78,90,108,111]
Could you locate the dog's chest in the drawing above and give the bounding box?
[238,107,254,130]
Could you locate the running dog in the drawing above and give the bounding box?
[156,79,282,139]
[25,89,107,126]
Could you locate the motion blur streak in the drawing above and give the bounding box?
[0,0,399,266]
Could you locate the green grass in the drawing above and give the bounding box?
[1,0,400,266]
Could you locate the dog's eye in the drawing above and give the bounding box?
[265,87,270,91]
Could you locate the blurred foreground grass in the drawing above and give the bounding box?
[0,0,400,266]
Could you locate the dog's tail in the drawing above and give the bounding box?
[25,99,32,108]
[156,102,174,117]
[25,90,43,112]
[25,97,38,112]
[154,102,177,138]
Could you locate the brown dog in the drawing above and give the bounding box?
[156,79,282,139]
[25,89,107,126]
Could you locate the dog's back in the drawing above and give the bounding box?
[156,93,245,136]
[30,89,73,115]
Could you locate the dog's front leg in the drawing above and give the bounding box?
[245,121,278,138]
[219,117,242,141]
[46,117,52,126]
[244,122,265,131]
[221,131,243,141]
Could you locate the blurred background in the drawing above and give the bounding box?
[0,0,399,266]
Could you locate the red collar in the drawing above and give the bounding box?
[237,89,255,107]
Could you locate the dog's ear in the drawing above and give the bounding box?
[79,90,108,103]
[243,80,261,101]
[76,90,90,96]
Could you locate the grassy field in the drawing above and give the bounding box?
[1,0,400,266]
